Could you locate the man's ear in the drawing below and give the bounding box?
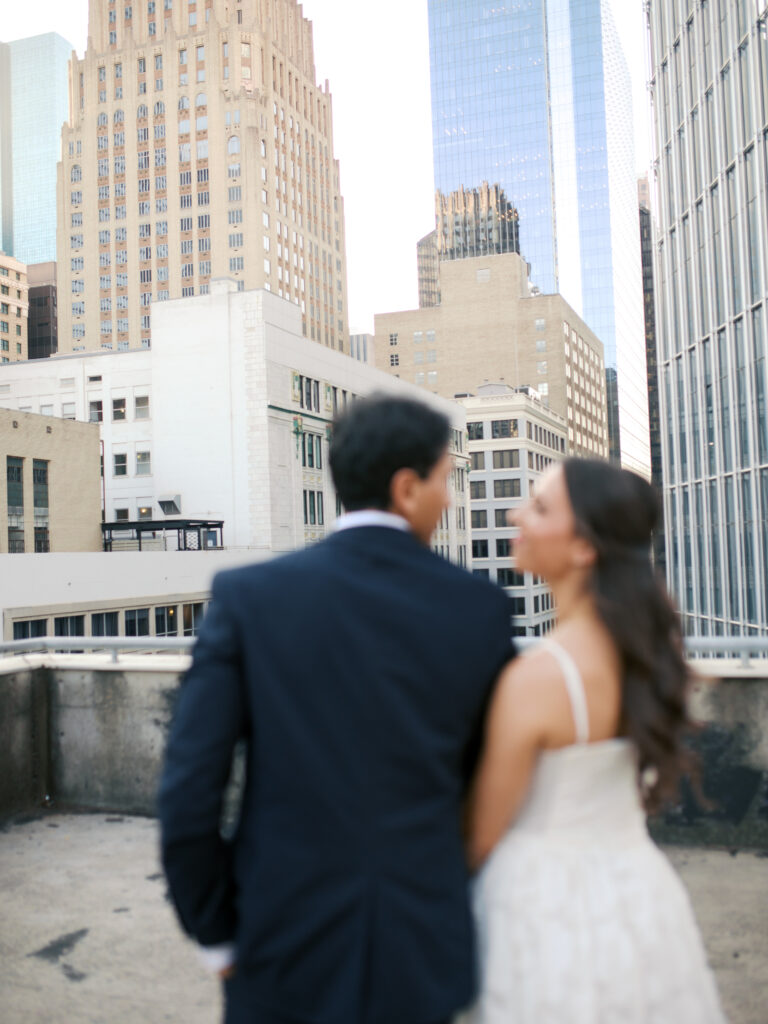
[389,466,419,518]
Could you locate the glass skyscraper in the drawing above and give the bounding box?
[648,0,768,638]
[0,33,72,264]
[428,0,649,474]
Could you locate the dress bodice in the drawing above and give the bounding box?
[502,640,647,849]
[511,739,647,847]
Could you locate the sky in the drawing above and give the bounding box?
[2,1,653,334]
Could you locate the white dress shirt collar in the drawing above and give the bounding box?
[333,510,411,533]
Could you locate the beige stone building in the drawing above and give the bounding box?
[374,252,609,459]
[0,408,101,553]
[57,0,349,356]
[0,253,29,363]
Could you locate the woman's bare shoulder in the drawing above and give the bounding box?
[491,645,573,738]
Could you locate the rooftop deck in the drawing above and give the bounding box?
[0,813,766,1024]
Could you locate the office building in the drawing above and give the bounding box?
[638,178,664,570]
[417,229,440,309]
[0,253,29,362]
[0,407,101,554]
[375,251,608,459]
[57,0,349,355]
[463,383,565,637]
[349,332,374,363]
[416,183,520,308]
[0,34,73,264]
[0,282,470,562]
[648,1,768,636]
[427,0,649,473]
[27,262,58,360]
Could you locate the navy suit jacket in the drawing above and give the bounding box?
[159,526,514,1024]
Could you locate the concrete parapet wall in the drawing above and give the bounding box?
[650,668,768,848]
[1,657,767,848]
[0,662,50,816]
[49,661,184,814]
[0,654,187,819]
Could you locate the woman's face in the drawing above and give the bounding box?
[510,464,590,583]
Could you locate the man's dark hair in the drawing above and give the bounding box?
[329,393,452,512]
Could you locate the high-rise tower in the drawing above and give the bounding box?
[648,1,768,637]
[0,34,73,264]
[427,0,649,474]
[57,0,349,355]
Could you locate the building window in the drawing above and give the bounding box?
[492,450,520,469]
[113,397,127,421]
[467,421,484,441]
[470,537,490,561]
[471,509,488,529]
[113,453,127,476]
[92,612,119,637]
[470,451,485,471]
[125,608,150,637]
[54,615,85,638]
[155,606,177,637]
[13,619,48,640]
[497,568,525,587]
[491,419,518,438]
[389,332,398,346]
[469,481,486,500]
[183,602,205,636]
[496,538,513,557]
[494,479,521,498]
[89,401,103,423]
[6,456,24,553]
[135,396,150,419]
[495,509,511,527]
[136,451,151,475]
[390,353,399,367]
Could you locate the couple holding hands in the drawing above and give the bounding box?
[160,395,724,1024]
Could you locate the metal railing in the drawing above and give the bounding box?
[1,635,767,667]
[0,636,194,663]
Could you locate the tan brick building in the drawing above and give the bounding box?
[0,408,102,553]
[0,253,29,363]
[57,0,349,356]
[374,252,609,459]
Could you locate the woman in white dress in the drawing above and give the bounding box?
[461,458,725,1023]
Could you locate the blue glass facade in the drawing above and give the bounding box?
[0,33,72,264]
[430,1,556,295]
[428,0,650,473]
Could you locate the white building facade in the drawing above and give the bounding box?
[462,384,566,638]
[0,282,470,562]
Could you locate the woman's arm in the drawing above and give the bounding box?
[466,657,547,871]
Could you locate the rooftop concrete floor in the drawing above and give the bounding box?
[0,813,766,1024]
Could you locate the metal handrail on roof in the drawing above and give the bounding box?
[0,636,767,667]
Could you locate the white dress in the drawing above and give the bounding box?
[459,640,726,1024]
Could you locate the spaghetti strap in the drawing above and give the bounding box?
[542,639,590,744]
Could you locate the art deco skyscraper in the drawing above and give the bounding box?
[57,0,349,355]
[648,1,768,637]
[428,0,649,474]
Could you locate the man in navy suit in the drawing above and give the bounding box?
[159,394,514,1024]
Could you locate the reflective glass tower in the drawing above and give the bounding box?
[0,34,73,264]
[648,0,768,638]
[428,0,649,474]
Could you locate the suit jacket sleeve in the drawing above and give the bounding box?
[158,576,247,946]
